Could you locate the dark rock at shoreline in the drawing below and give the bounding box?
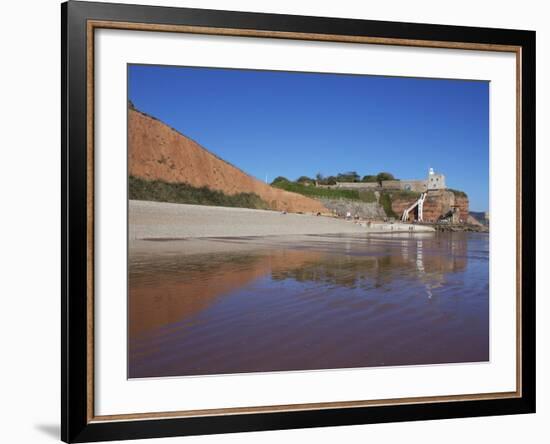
[434,224,489,233]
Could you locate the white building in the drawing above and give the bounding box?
[427,167,446,190]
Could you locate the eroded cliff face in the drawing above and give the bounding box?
[391,198,415,219]
[454,196,469,222]
[128,108,328,214]
[391,190,469,222]
[319,198,386,219]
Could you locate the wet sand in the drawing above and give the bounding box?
[128,231,489,378]
[129,200,434,240]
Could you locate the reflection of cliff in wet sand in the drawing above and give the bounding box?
[131,248,465,336]
[129,248,325,337]
[129,234,468,351]
[129,232,486,378]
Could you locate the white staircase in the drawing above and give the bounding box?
[401,192,427,222]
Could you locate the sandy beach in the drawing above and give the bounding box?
[129,200,434,241]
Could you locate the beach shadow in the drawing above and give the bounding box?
[35,424,59,440]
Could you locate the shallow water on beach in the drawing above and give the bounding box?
[128,232,489,378]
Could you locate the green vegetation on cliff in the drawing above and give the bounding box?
[378,193,397,218]
[272,179,376,202]
[358,190,377,203]
[129,176,270,209]
[279,171,399,186]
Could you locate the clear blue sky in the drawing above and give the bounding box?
[128,64,489,211]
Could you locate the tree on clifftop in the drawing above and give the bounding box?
[336,171,360,182]
[361,175,378,182]
[376,172,396,183]
[271,176,289,185]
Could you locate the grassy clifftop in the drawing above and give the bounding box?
[272,180,377,203]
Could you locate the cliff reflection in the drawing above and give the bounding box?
[129,249,326,337]
[129,232,488,378]
[271,235,467,291]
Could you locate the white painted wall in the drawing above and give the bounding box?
[0,0,547,443]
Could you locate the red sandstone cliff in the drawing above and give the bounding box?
[391,190,469,223]
[128,108,327,214]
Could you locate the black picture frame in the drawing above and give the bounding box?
[62,1,536,442]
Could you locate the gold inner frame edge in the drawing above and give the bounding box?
[85,19,523,423]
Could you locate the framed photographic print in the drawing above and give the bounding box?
[61,1,536,442]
